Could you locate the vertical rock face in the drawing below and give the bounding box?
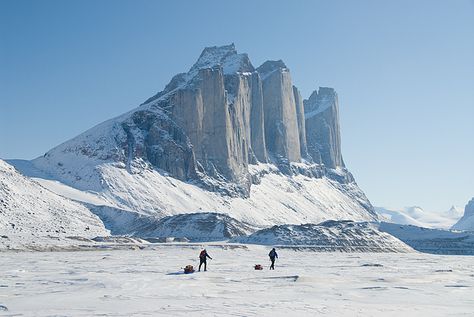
[293,86,309,159]
[169,88,203,158]
[257,61,301,163]
[197,68,238,180]
[249,72,268,163]
[304,87,344,169]
[165,44,258,193]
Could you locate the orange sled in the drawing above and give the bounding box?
[184,265,195,274]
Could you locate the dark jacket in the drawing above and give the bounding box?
[199,250,212,261]
[269,249,278,259]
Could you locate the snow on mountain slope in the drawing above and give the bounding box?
[232,220,413,252]
[452,198,474,231]
[14,161,376,227]
[0,160,108,250]
[442,205,464,219]
[379,222,474,255]
[375,206,461,229]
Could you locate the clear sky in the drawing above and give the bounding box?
[1,0,473,212]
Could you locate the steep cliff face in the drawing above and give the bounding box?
[257,60,301,163]
[249,72,268,163]
[293,86,309,159]
[121,109,197,181]
[144,45,257,193]
[304,87,344,169]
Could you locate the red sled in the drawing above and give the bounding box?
[254,264,263,270]
[184,265,195,274]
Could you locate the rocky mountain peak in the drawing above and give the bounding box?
[256,60,288,79]
[190,43,254,75]
[304,87,337,118]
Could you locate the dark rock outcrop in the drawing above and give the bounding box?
[121,110,197,180]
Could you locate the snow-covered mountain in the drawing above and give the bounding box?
[10,44,377,231]
[442,205,464,219]
[0,160,108,250]
[452,198,474,231]
[232,220,413,252]
[375,206,462,229]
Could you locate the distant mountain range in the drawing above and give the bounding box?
[375,205,464,229]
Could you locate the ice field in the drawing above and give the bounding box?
[1,245,473,316]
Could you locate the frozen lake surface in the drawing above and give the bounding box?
[1,244,473,316]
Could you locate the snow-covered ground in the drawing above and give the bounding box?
[0,245,473,316]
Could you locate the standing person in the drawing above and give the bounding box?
[269,248,278,270]
[198,249,212,271]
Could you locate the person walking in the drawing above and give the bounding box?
[198,249,212,271]
[269,248,278,270]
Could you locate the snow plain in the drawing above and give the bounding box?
[1,245,473,317]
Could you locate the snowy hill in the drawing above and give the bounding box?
[231,220,413,252]
[8,44,378,229]
[139,212,258,241]
[375,206,462,229]
[379,222,474,255]
[86,206,257,241]
[11,160,375,228]
[452,198,474,231]
[0,160,108,250]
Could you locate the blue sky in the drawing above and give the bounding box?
[1,0,473,211]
